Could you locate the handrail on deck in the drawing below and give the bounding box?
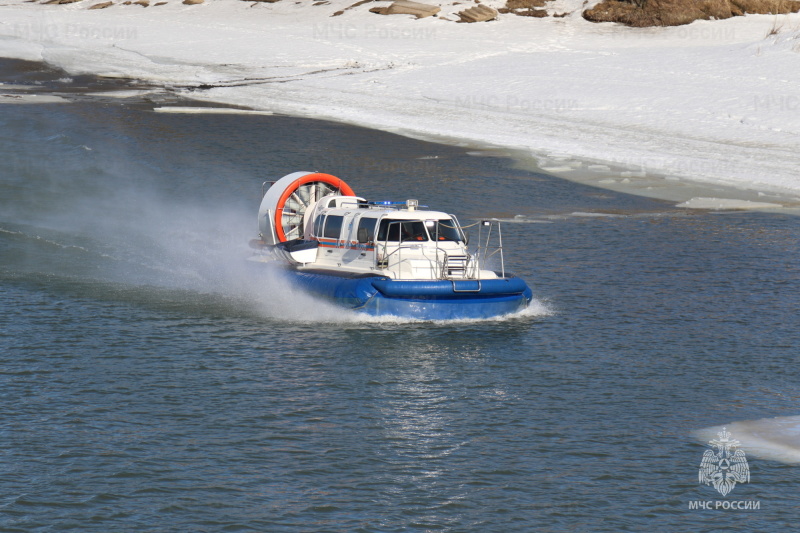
[475,220,505,278]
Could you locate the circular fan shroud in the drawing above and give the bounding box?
[272,173,355,242]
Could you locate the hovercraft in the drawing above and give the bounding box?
[247,171,532,320]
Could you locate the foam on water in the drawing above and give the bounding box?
[236,256,552,325]
[340,297,554,326]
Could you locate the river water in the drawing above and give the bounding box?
[2,58,800,532]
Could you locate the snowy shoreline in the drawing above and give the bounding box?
[2,0,800,204]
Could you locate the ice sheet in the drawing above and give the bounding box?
[1,1,799,196]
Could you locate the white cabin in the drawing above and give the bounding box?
[272,196,502,281]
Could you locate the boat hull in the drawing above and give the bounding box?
[287,269,532,320]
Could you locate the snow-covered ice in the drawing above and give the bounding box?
[1,0,799,201]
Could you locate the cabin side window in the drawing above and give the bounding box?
[356,217,377,242]
[313,214,325,238]
[323,215,344,239]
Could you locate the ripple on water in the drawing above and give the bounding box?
[2,58,800,532]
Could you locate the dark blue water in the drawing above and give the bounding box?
[2,59,800,532]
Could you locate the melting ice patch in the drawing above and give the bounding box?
[694,415,800,465]
[153,106,274,115]
[676,197,784,210]
[0,93,69,104]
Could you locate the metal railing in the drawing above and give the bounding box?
[375,220,410,274]
[374,218,507,281]
[474,220,505,278]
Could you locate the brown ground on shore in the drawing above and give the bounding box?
[29,0,800,27]
[583,0,800,27]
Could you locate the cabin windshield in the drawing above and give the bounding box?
[378,219,429,242]
[429,219,463,242]
[376,218,463,242]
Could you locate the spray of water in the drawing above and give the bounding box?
[2,167,552,324]
[1,100,549,325]
[694,416,800,465]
